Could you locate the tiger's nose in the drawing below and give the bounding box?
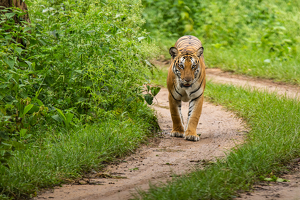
[184,77,192,83]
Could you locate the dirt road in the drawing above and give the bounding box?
[34,86,246,200]
[34,65,300,200]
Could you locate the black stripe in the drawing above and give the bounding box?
[190,83,201,95]
[194,66,204,82]
[170,91,180,101]
[174,85,182,97]
[190,92,203,103]
[188,106,194,116]
[190,76,204,96]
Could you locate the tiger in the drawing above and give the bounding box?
[167,35,206,141]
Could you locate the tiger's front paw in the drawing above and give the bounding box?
[170,130,184,137]
[184,130,200,141]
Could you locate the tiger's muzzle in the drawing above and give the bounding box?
[180,79,194,88]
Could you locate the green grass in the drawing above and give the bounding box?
[205,47,300,84]
[150,67,168,88]
[136,81,300,199]
[0,106,158,199]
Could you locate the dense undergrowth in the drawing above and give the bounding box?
[142,0,300,84]
[136,81,300,199]
[0,0,159,199]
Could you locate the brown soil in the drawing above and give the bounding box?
[34,88,247,200]
[34,62,300,200]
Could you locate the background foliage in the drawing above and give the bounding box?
[142,0,300,83]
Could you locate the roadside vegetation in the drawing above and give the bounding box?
[142,0,300,84]
[0,0,159,199]
[137,79,300,199]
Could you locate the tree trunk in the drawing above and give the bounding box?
[0,0,31,23]
[0,0,31,47]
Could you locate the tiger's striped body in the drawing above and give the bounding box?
[167,35,206,141]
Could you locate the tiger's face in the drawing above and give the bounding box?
[169,47,204,88]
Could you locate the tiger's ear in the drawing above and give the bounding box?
[169,47,178,59]
[196,47,204,58]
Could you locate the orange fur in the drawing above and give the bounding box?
[167,35,206,141]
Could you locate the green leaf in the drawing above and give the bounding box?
[52,114,62,122]
[24,26,32,32]
[151,86,161,97]
[25,61,32,69]
[15,47,23,55]
[144,94,153,105]
[35,99,44,106]
[55,107,67,123]
[146,85,150,92]
[19,129,27,137]
[19,62,28,68]
[5,12,16,19]
[276,178,289,182]
[65,112,74,125]
[4,57,15,69]
[29,105,40,113]
[20,104,33,118]
[138,36,146,42]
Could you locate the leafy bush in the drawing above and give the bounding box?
[0,0,160,198]
[0,0,158,138]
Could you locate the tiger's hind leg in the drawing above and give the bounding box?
[184,95,204,141]
[168,93,184,137]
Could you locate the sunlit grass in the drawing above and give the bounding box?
[0,108,158,199]
[205,47,300,84]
